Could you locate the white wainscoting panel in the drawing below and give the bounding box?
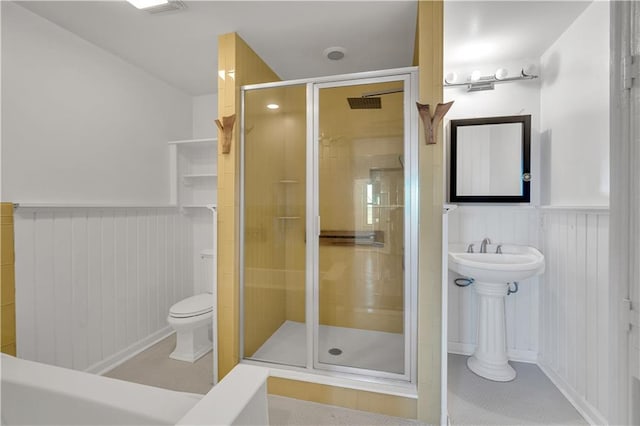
[447,206,540,361]
[14,206,193,372]
[539,208,609,424]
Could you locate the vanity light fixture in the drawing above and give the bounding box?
[445,66,538,92]
[126,0,186,13]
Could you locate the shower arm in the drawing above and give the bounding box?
[360,88,404,98]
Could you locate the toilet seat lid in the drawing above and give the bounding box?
[169,294,213,318]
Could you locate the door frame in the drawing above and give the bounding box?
[310,72,418,382]
[239,67,419,383]
[609,1,639,424]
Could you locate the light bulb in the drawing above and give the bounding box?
[266,104,280,110]
[521,64,536,77]
[445,72,458,84]
[495,68,508,80]
[470,70,482,82]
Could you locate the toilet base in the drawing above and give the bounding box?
[169,324,212,363]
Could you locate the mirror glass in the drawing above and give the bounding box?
[450,115,530,203]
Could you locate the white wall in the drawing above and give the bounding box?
[1,2,192,204]
[192,94,218,139]
[2,3,199,373]
[535,3,611,423]
[538,208,610,425]
[540,1,610,206]
[14,206,192,373]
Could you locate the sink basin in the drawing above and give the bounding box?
[448,243,545,282]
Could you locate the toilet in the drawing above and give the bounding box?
[167,251,214,363]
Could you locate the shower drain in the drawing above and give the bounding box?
[328,348,342,356]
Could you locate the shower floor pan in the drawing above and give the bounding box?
[250,320,404,374]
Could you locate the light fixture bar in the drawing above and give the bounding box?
[444,70,538,91]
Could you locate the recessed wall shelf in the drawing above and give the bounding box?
[278,180,299,184]
[276,216,301,220]
[169,137,217,209]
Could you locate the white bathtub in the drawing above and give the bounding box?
[1,354,270,426]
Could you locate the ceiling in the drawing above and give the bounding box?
[444,1,591,72]
[17,1,417,95]
[17,1,591,96]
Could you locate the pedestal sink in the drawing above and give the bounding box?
[449,243,545,381]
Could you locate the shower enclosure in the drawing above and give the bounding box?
[240,68,418,382]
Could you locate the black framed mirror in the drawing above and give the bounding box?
[450,115,531,203]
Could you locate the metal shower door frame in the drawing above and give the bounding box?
[310,72,418,383]
[239,67,418,384]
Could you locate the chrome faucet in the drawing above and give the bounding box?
[480,238,491,253]
[466,243,475,253]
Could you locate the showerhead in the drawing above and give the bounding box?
[346,87,403,110]
[347,97,382,109]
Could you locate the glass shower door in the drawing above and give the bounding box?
[314,77,409,377]
[242,84,307,367]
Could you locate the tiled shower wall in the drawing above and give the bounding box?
[13,206,192,373]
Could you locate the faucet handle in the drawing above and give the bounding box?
[496,244,503,254]
[467,243,475,253]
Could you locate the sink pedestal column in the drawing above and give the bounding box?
[467,281,516,382]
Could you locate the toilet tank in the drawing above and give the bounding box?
[200,250,215,293]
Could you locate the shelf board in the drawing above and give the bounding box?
[371,205,404,208]
[168,137,217,145]
[276,216,301,220]
[278,180,299,184]
[200,249,215,258]
[183,173,218,179]
[182,204,217,210]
